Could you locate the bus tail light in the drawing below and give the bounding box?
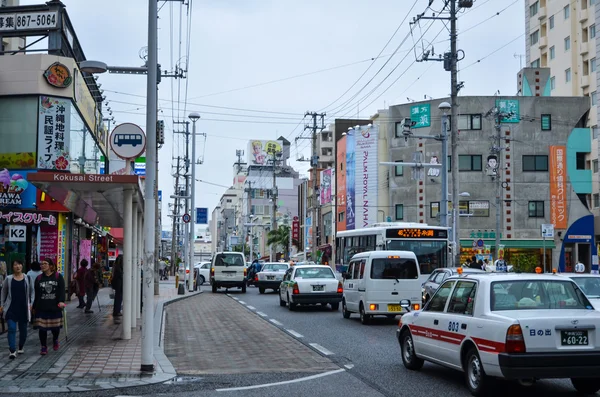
[292,283,299,295]
[505,324,526,353]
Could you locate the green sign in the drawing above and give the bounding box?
[410,104,431,128]
[495,99,520,123]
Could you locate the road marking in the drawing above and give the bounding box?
[239,301,246,305]
[216,368,345,391]
[232,297,239,301]
[286,329,303,338]
[344,364,354,369]
[247,305,256,310]
[269,319,283,326]
[256,311,268,317]
[309,343,334,356]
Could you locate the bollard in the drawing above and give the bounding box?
[177,281,185,295]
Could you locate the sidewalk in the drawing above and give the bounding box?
[0,276,198,393]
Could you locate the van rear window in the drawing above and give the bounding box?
[371,258,418,280]
[214,253,245,267]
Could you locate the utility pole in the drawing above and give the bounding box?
[304,111,326,262]
[269,152,279,262]
[174,120,190,289]
[170,156,183,275]
[412,0,471,266]
[246,180,253,261]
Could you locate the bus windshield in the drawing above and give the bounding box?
[386,240,447,274]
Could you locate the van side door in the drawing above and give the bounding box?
[344,261,358,312]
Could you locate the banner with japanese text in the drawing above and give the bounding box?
[57,213,67,275]
[37,96,71,170]
[549,145,567,229]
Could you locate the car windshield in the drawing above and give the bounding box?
[571,277,600,298]
[213,253,245,267]
[491,280,593,311]
[261,264,288,272]
[371,258,418,280]
[294,267,334,279]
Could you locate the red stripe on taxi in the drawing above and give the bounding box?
[408,325,505,353]
[471,337,505,354]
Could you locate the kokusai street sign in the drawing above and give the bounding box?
[109,123,146,160]
[182,213,191,223]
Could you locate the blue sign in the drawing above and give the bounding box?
[158,190,162,202]
[0,169,37,210]
[196,207,208,224]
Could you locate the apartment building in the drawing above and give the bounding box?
[525,0,600,239]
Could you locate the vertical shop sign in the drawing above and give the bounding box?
[37,96,71,170]
[40,225,58,262]
[79,239,91,268]
[57,213,67,275]
[549,145,567,229]
[345,132,356,230]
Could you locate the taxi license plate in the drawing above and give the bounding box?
[267,276,275,280]
[312,285,324,291]
[388,304,401,312]
[561,330,589,346]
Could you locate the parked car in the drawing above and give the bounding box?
[210,252,247,293]
[194,262,210,285]
[256,262,289,294]
[422,267,486,303]
[279,265,343,311]
[566,273,600,308]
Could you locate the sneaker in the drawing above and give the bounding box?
[9,351,16,360]
[40,346,47,356]
[17,348,24,354]
[53,341,59,351]
[85,310,94,314]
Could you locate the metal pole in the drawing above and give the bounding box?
[311,116,318,261]
[131,204,138,328]
[449,0,460,267]
[170,157,180,275]
[137,210,142,320]
[189,119,198,291]
[494,114,503,262]
[543,235,546,271]
[440,111,449,228]
[141,0,157,372]
[271,153,278,261]
[122,188,133,340]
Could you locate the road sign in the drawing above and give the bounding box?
[182,213,191,223]
[196,207,208,224]
[541,224,554,238]
[109,123,146,160]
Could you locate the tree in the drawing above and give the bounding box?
[267,225,299,260]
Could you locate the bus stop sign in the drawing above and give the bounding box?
[110,123,147,160]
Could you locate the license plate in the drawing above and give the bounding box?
[225,272,235,277]
[561,330,589,346]
[388,304,401,312]
[312,285,324,291]
[267,276,274,280]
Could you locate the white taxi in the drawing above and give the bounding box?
[565,273,600,309]
[397,271,600,396]
[279,265,343,311]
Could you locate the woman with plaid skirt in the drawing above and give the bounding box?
[33,259,65,355]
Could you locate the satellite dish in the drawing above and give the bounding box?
[139,47,148,61]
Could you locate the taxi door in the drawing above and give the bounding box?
[435,280,478,368]
[410,280,455,360]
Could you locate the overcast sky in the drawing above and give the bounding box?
[19,0,525,233]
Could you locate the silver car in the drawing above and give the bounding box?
[421,267,486,303]
[256,262,290,294]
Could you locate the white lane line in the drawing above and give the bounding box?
[239,301,246,305]
[286,329,303,338]
[247,305,256,310]
[256,311,268,317]
[309,343,334,356]
[232,297,239,301]
[269,319,283,326]
[216,368,345,391]
[344,364,354,369]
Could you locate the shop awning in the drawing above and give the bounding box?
[27,172,144,228]
[459,239,556,249]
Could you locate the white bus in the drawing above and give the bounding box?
[335,222,450,278]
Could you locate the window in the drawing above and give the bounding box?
[447,281,477,315]
[576,152,586,170]
[458,155,482,171]
[566,68,572,82]
[550,76,556,90]
[394,160,403,176]
[528,201,545,217]
[593,92,598,106]
[565,36,571,51]
[541,114,552,130]
[490,280,591,311]
[531,58,540,68]
[425,281,455,312]
[594,193,600,207]
[549,46,555,60]
[530,1,539,16]
[523,155,549,171]
[591,24,597,39]
[594,159,599,173]
[564,5,570,19]
[226,199,232,203]
[530,30,540,46]
[594,126,599,139]
[370,257,418,280]
[458,114,482,130]
[395,204,404,220]
[592,58,597,73]
[338,211,345,222]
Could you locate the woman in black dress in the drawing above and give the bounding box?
[33,259,65,355]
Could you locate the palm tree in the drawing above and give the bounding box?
[267,225,297,259]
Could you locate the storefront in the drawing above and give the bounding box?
[459,239,555,272]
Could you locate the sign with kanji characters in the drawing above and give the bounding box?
[247,140,283,166]
[0,211,56,225]
[0,11,58,32]
[495,99,520,123]
[410,104,431,128]
[37,96,71,170]
[43,62,72,88]
[549,145,567,229]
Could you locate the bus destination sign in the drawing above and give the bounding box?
[385,228,448,239]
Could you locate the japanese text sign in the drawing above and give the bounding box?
[549,145,567,229]
[410,104,431,128]
[37,96,71,170]
[495,99,520,123]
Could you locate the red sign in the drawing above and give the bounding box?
[292,219,300,241]
[0,210,56,225]
[40,225,58,262]
[36,190,69,212]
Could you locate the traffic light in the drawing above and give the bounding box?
[157,120,165,144]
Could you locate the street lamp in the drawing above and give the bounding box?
[188,111,201,292]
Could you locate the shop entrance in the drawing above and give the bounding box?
[578,243,591,272]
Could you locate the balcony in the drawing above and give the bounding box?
[537,6,547,20]
[538,36,548,49]
[580,8,589,23]
[580,42,590,56]
[581,75,590,88]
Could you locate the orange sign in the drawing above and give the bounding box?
[43,62,72,88]
[549,145,567,229]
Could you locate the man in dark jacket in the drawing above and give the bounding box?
[111,255,123,317]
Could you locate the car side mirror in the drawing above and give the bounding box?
[400,299,411,312]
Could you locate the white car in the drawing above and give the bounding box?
[566,273,600,308]
[256,262,289,294]
[210,252,247,293]
[397,272,600,396]
[279,265,343,311]
[194,262,211,285]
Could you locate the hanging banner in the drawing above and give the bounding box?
[37,96,71,170]
[319,169,332,205]
[79,239,92,268]
[57,213,67,275]
[549,145,567,229]
[345,132,356,230]
[354,125,379,228]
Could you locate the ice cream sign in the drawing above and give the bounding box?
[0,169,37,209]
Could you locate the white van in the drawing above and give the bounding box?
[210,252,247,293]
[341,251,422,324]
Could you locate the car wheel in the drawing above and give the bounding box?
[359,303,370,325]
[198,275,205,285]
[287,293,296,311]
[464,347,488,396]
[571,378,600,394]
[241,284,247,293]
[342,299,351,319]
[211,284,217,293]
[400,330,424,370]
[330,302,340,311]
[259,288,265,294]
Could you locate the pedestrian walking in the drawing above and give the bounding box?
[111,255,123,317]
[74,259,88,309]
[26,261,42,288]
[33,259,66,355]
[1,260,34,359]
[84,261,101,314]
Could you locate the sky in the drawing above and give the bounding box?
[19,0,526,234]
